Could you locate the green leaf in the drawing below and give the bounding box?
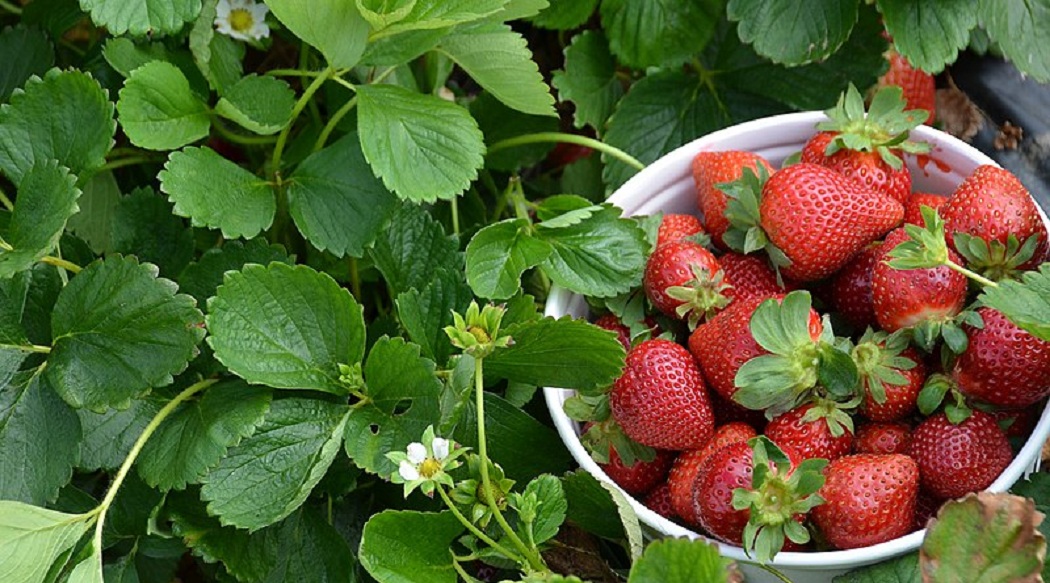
[486,317,624,394]
[344,336,443,475]
[396,268,473,363]
[287,132,399,258]
[78,0,200,36]
[368,203,462,297]
[0,25,54,101]
[728,0,858,65]
[531,0,597,30]
[979,264,1050,341]
[78,395,163,472]
[264,0,369,68]
[102,38,210,96]
[0,502,93,583]
[600,0,723,69]
[979,0,1050,83]
[0,161,80,278]
[360,27,451,66]
[627,538,733,582]
[206,263,366,393]
[493,0,548,21]
[536,205,648,298]
[138,380,271,491]
[46,256,205,411]
[201,398,351,531]
[560,470,626,540]
[214,75,295,135]
[0,68,115,184]
[356,84,484,202]
[359,510,464,583]
[920,493,1045,582]
[470,91,558,172]
[20,0,84,39]
[877,0,976,74]
[551,30,624,132]
[465,219,552,300]
[437,22,555,116]
[356,0,415,30]
[111,187,194,278]
[67,170,120,255]
[834,552,919,582]
[0,371,81,505]
[371,0,510,36]
[519,474,567,545]
[189,0,244,95]
[159,146,275,239]
[102,472,164,547]
[1011,473,1050,582]
[176,238,291,306]
[116,61,209,151]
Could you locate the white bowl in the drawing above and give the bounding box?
[543,111,1050,582]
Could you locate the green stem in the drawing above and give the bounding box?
[0,0,22,14]
[451,557,475,582]
[474,358,545,572]
[271,67,334,178]
[1,343,51,354]
[41,255,82,274]
[450,196,461,236]
[487,132,645,171]
[265,69,325,77]
[314,96,358,152]
[98,156,163,173]
[755,562,795,583]
[349,257,362,301]
[212,117,280,146]
[0,185,13,212]
[92,379,218,555]
[507,177,530,223]
[947,260,999,289]
[437,486,524,565]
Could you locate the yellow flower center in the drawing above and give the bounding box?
[229,8,254,33]
[419,458,442,479]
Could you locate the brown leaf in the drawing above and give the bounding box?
[936,86,985,142]
[543,523,621,583]
[994,121,1024,150]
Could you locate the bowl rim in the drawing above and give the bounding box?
[542,110,1050,570]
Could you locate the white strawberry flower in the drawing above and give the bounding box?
[215,0,271,42]
[387,426,466,497]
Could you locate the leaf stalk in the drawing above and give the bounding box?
[488,132,645,171]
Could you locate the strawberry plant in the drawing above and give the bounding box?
[2,0,1050,582]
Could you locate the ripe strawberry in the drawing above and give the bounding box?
[610,339,715,450]
[852,329,926,422]
[940,165,1049,275]
[691,150,774,250]
[872,227,967,333]
[827,242,882,330]
[878,50,936,124]
[718,251,791,303]
[903,192,948,226]
[801,131,912,204]
[811,453,919,549]
[951,307,1050,408]
[644,481,676,520]
[668,422,757,526]
[907,411,1013,499]
[657,213,706,247]
[914,489,944,530]
[599,446,675,496]
[593,314,632,352]
[642,240,727,328]
[765,402,854,462]
[853,422,910,455]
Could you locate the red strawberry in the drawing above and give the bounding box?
[644,481,676,520]
[951,307,1050,408]
[599,447,675,496]
[691,150,774,250]
[988,407,1040,439]
[811,453,919,549]
[907,411,1013,499]
[853,422,911,455]
[718,251,791,303]
[759,163,903,281]
[657,213,705,247]
[940,165,1049,274]
[878,50,936,124]
[872,227,967,333]
[593,314,631,352]
[914,489,944,530]
[801,131,912,204]
[827,242,882,330]
[903,192,948,226]
[643,240,727,328]
[852,330,926,422]
[610,339,715,450]
[668,422,757,526]
[765,402,854,462]
[710,390,769,431]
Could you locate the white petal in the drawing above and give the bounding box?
[431,438,450,460]
[215,19,234,35]
[398,460,420,482]
[249,2,270,18]
[215,0,232,17]
[406,442,427,464]
[248,21,270,39]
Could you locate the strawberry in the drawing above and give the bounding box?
[593,314,632,352]
[764,401,854,462]
[811,453,919,549]
[877,50,936,124]
[827,242,882,331]
[642,240,728,328]
[951,307,1050,408]
[644,481,676,520]
[799,85,930,204]
[668,422,757,526]
[599,446,675,496]
[852,329,926,422]
[718,251,791,303]
[907,410,1013,499]
[853,422,910,455]
[610,339,715,450]
[903,192,947,226]
[656,213,706,247]
[691,150,774,250]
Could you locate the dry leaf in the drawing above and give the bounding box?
[936,86,984,142]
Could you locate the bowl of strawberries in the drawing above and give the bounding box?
[544,86,1050,582]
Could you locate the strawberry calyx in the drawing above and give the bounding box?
[851,329,917,405]
[731,436,827,563]
[952,231,1042,283]
[720,165,792,282]
[572,404,657,467]
[917,373,973,424]
[800,396,858,439]
[665,263,733,329]
[816,84,931,171]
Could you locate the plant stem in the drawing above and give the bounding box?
[265,69,325,77]
[271,67,333,178]
[474,358,546,572]
[946,260,999,289]
[0,185,13,212]
[212,117,280,146]
[41,255,82,274]
[755,562,796,583]
[349,256,362,301]
[0,0,21,14]
[98,155,163,173]
[451,557,476,582]
[2,343,51,354]
[437,486,524,564]
[314,96,358,152]
[487,132,645,171]
[450,196,461,236]
[91,379,218,556]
